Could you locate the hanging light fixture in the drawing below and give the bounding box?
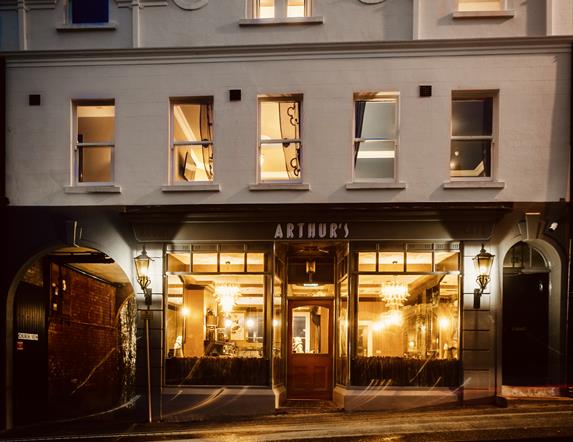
[472,244,495,309]
[215,282,240,314]
[380,276,409,309]
[134,245,153,306]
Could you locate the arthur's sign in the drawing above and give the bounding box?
[274,222,349,239]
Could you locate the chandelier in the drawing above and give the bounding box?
[215,283,240,314]
[380,277,409,309]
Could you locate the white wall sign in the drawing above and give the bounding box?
[17,332,39,341]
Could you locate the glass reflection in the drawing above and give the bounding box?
[291,305,329,354]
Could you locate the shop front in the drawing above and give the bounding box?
[126,203,509,417]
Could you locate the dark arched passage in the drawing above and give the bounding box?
[11,246,136,425]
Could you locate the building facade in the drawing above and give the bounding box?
[1,0,572,429]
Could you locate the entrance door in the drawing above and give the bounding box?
[502,272,549,385]
[287,299,333,400]
[13,282,47,425]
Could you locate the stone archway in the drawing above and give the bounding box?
[7,246,137,426]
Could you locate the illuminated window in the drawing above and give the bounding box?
[255,0,309,18]
[259,96,302,182]
[458,0,505,11]
[354,94,399,181]
[74,101,115,184]
[355,244,460,367]
[70,0,109,24]
[165,244,271,386]
[171,99,214,183]
[450,93,495,178]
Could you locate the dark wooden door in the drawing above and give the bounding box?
[502,272,549,386]
[287,299,333,400]
[13,282,48,425]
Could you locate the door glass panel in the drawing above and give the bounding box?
[291,305,329,354]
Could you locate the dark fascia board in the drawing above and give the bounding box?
[121,202,513,224]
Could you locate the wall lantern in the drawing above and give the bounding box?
[472,244,494,309]
[134,245,153,306]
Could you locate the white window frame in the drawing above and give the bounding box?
[352,92,400,183]
[169,97,215,185]
[72,99,115,186]
[250,0,311,19]
[449,91,498,181]
[257,95,303,184]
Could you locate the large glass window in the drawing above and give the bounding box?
[450,93,495,178]
[74,101,115,184]
[259,97,302,182]
[165,244,270,386]
[353,243,461,387]
[354,94,399,181]
[171,99,214,183]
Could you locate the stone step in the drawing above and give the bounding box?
[276,400,343,414]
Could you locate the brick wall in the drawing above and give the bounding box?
[21,259,43,287]
[47,263,120,417]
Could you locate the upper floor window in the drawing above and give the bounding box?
[457,0,505,11]
[353,93,399,181]
[255,0,309,19]
[450,92,495,179]
[258,96,302,183]
[171,99,214,183]
[70,0,109,24]
[74,101,115,184]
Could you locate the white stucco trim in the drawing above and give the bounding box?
[443,181,506,189]
[56,22,119,32]
[346,182,407,190]
[239,16,324,26]
[172,0,208,11]
[64,185,122,193]
[161,183,221,192]
[249,183,310,191]
[5,38,571,68]
[453,10,515,19]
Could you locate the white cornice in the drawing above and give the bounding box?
[4,37,572,68]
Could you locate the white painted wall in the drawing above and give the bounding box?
[417,0,547,40]
[5,43,570,206]
[1,0,572,52]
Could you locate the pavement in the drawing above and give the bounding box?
[1,399,573,441]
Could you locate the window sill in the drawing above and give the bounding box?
[249,183,310,191]
[161,183,221,192]
[56,22,118,32]
[452,10,515,19]
[442,180,505,189]
[346,182,407,190]
[64,185,121,194]
[239,16,324,26]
